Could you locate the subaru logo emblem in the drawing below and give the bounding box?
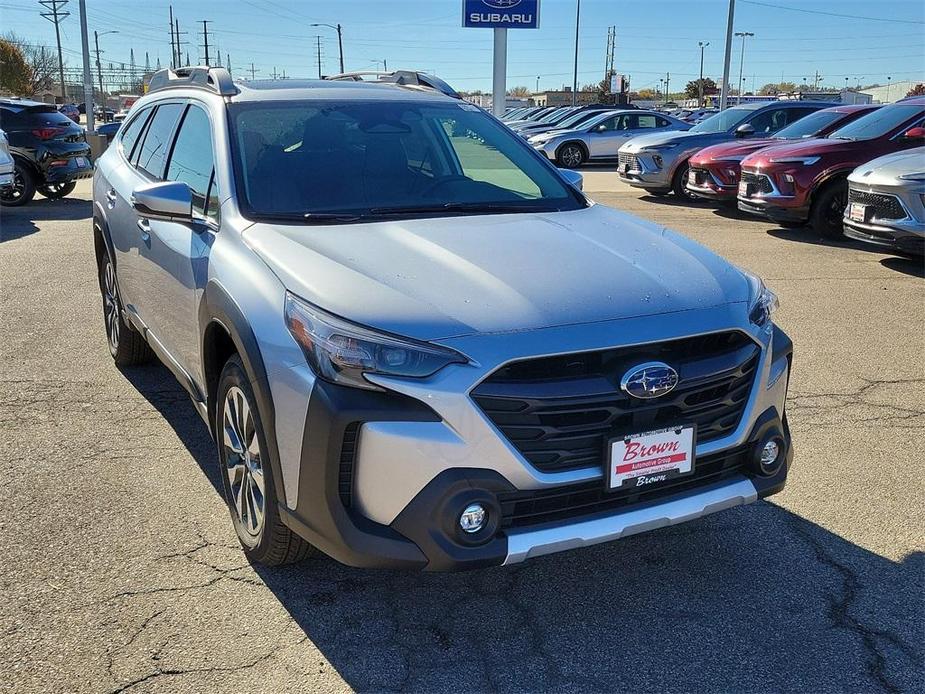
[620,362,679,399]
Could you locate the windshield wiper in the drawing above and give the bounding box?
[830,135,856,141]
[369,202,541,216]
[302,212,366,223]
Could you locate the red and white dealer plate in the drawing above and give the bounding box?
[607,425,695,491]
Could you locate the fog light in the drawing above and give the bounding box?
[459,503,486,533]
[783,173,795,183]
[761,439,780,467]
[653,154,663,168]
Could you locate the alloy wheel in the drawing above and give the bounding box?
[222,386,266,545]
[1,169,25,203]
[102,258,120,352]
[560,145,583,168]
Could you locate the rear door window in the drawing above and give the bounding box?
[134,103,184,179]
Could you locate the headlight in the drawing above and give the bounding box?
[646,142,680,151]
[768,156,820,165]
[897,171,925,181]
[743,271,779,327]
[712,154,746,162]
[284,293,468,390]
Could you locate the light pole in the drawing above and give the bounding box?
[310,23,343,73]
[571,0,581,107]
[94,30,118,120]
[536,75,540,93]
[844,76,849,92]
[886,76,892,103]
[698,41,709,107]
[734,31,753,105]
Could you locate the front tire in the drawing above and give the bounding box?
[555,142,586,169]
[810,179,848,240]
[216,355,315,566]
[0,162,36,207]
[38,181,77,199]
[99,249,153,366]
[672,161,699,201]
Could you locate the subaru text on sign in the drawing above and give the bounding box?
[463,0,540,29]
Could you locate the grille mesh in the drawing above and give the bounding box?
[472,332,760,474]
[848,189,906,221]
[338,423,360,507]
[741,171,774,194]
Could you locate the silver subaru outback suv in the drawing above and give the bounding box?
[93,67,793,571]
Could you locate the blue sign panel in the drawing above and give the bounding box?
[463,0,540,29]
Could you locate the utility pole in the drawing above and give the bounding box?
[175,18,186,68]
[227,53,231,74]
[316,35,322,78]
[270,66,279,80]
[169,6,176,69]
[734,31,754,104]
[77,0,94,133]
[698,41,709,107]
[94,31,103,106]
[248,63,256,80]
[200,20,210,65]
[664,72,670,103]
[571,0,581,106]
[310,23,344,73]
[129,48,136,89]
[39,0,70,101]
[719,0,735,110]
[145,51,150,72]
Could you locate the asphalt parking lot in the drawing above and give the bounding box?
[1,175,922,693]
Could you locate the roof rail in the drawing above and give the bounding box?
[324,70,461,100]
[147,66,239,97]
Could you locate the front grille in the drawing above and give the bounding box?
[472,331,760,474]
[499,446,750,529]
[741,171,773,195]
[848,188,906,221]
[618,152,639,170]
[338,422,360,507]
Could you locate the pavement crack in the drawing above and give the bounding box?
[788,517,921,693]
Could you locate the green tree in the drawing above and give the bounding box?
[0,39,31,95]
[758,81,797,96]
[635,88,658,100]
[906,83,925,97]
[685,78,717,99]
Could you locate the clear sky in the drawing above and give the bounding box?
[1,0,923,94]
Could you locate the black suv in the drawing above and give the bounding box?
[0,99,93,206]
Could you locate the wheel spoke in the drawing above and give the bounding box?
[222,385,265,541]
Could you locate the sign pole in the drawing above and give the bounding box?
[492,27,507,116]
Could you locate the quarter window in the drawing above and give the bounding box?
[119,107,152,160]
[165,105,216,219]
[134,103,184,178]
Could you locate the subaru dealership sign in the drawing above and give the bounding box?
[463,0,540,29]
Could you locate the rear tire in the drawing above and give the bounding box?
[0,162,36,207]
[216,355,316,566]
[99,249,153,367]
[38,181,77,199]
[810,179,848,240]
[555,142,586,169]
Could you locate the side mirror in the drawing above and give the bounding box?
[559,168,583,190]
[735,123,756,138]
[901,126,925,140]
[131,181,193,222]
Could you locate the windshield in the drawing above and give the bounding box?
[688,106,754,134]
[536,109,572,124]
[829,104,923,141]
[551,109,605,130]
[772,109,845,139]
[229,100,584,221]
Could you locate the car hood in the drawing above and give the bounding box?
[243,205,750,342]
[619,129,734,153]
[847,146,925,188]
[691,138,781,163]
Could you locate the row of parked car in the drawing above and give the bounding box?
[502,98,925,256]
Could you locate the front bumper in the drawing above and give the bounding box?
[0,171,13,189]
[737,195,809,223]
[843,219,925,256]
[618,150,677,191]
[278,311,795,571]
[686,167,738,201]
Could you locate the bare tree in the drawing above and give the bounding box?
[2,32,62,95]
[506,85,530,97]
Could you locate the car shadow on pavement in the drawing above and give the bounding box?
[880,256,925,278]
[0,197,92,242]
[121,361,924,692]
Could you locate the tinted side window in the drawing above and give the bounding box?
[595,116,619,132]
[786,107,820,125]
[165,105,215,217]
[748,108,790,134]
[656,116,671,127]
[119,107,152,160]
[135,103,184,179]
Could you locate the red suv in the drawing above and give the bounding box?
[737,98,925,237]
[687,105,878,202]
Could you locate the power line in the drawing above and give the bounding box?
[740,0,925,25]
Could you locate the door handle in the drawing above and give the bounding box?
[105,188,117,208]
[137,218,151,238]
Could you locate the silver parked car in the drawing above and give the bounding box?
[618,101,831,199]
[530,110,690,168]
[92,67,793,571]
[844,147,925,256]
[0,129,13,193]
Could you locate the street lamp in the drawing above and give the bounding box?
[94,30,118,121]
[310,23,343,73]
[734,31,754,105]
[536,75,540,93]
[886,76,892,103]
[698,41,710,107]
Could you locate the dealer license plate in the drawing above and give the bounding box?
[848,202,867,223]
[738,180,754,197]
[75,157,88,168]
[607,425,695,491]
